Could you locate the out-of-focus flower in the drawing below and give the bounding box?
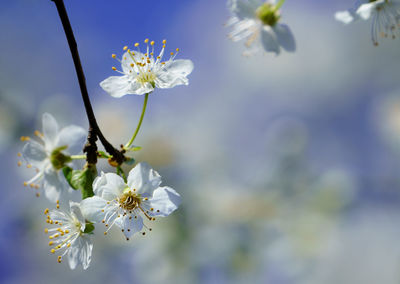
[100,39,194,97]
[227,0,296,55]
[335,0,400,45]
[20,113,86,202]
[44,201,93,270]
[80,162,181,240]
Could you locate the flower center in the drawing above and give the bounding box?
[50,145,71,170]
[119,192,141,211]
[256,3,280,26]
[136,71,156,88]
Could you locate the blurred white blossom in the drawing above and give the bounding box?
[227,0,295,55]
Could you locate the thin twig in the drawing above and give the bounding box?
[50,0,124,165]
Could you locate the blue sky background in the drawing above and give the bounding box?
[2,0,400,283]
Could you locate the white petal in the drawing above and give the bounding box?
[70,201,86,228]
[335,10,357,24]
[42,113,59,149]
[22,140,47,168]
[146,186,181,217]
[99,173,126,200]
[164,59,194,77]
[232,0,260,19]
[57,125,86,154]
[356,2,381,20]
[49,209,71,223]
[100,75,133,98]
[120,51,139,74]
[261,26,280,55]
[131,81,154,95]
[43,170,66,203]
[127,162,161,196]
[274,24,296,52]
[68,235,93,270]
[93,172,107,196]
[80,196,108,223]
[114,214,143,238]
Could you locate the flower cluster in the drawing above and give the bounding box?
[19,37,189,270]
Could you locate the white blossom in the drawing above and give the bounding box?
[20,113,86,202]
[44,201,93,270]
[100,39,194,97]
[227,0,296,55]
[335,0,400,45]
[80,162,181,240]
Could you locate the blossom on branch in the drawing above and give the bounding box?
[80,162,181,240]
[227,0,296,55]
[100,39,194,97]
[20,113,86,202]
[44,201,94,270]
[335,0,400,45]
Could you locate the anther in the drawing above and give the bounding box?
[123,46,128,51]
[49,241,54,246]
[134,43,139,47]
[17,152,22,157]
[156,210,160,213]
[112,54,116,58]
[127,229,130,232]
[50,249,55,254]
[44,208,49,215]
[57,256,62,263]
[44,228,48,234]
[130,63,134,67]
[23,182,28,187]
[162,39,166,44]
[150,41,155,46]
[67,243,71,248]
[26,164,32,169]
[17,161,22,167]
[112,67,117,71]
[126,237,129,241]
[102,220,105,223]
[142,232,146,236]
[170,52,174,56]
[36,193,40,197]
[104,232,107,235]
[144,39,149,43]
[176,48,180,52]
[65,229,69,234]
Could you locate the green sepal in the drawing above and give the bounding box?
[70,164,97,199]
[62,166,78,190]
[83,222,95,234]
[128,146,142,152]
[50,145,72,170]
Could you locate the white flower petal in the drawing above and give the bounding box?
[356,2,382,20]
[57,125,86,154]
[99,173,127,200]
[43,170,66,203]
[100,75,133,98]
[70,201,86,228]
[114,214,143,238]
[93,172,107,196]
[164,59,194,77]
[127,162,161,196]
[22,140,47,168]
[68,235,93,270]
[335,10,357,24]
[146,186,181,217]
[42,113,59,149]
[274,24,296,52]
[132,81,154,95]
[232,0,261,19]
[80,196,108,223]
[261,26,280,55]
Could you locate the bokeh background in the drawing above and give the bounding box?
[1,0,400,283]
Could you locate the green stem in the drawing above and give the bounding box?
[71,155,86,160]
[125,93,149,149]
[274,0,286,10]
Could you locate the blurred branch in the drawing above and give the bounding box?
[50,0,124,165]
